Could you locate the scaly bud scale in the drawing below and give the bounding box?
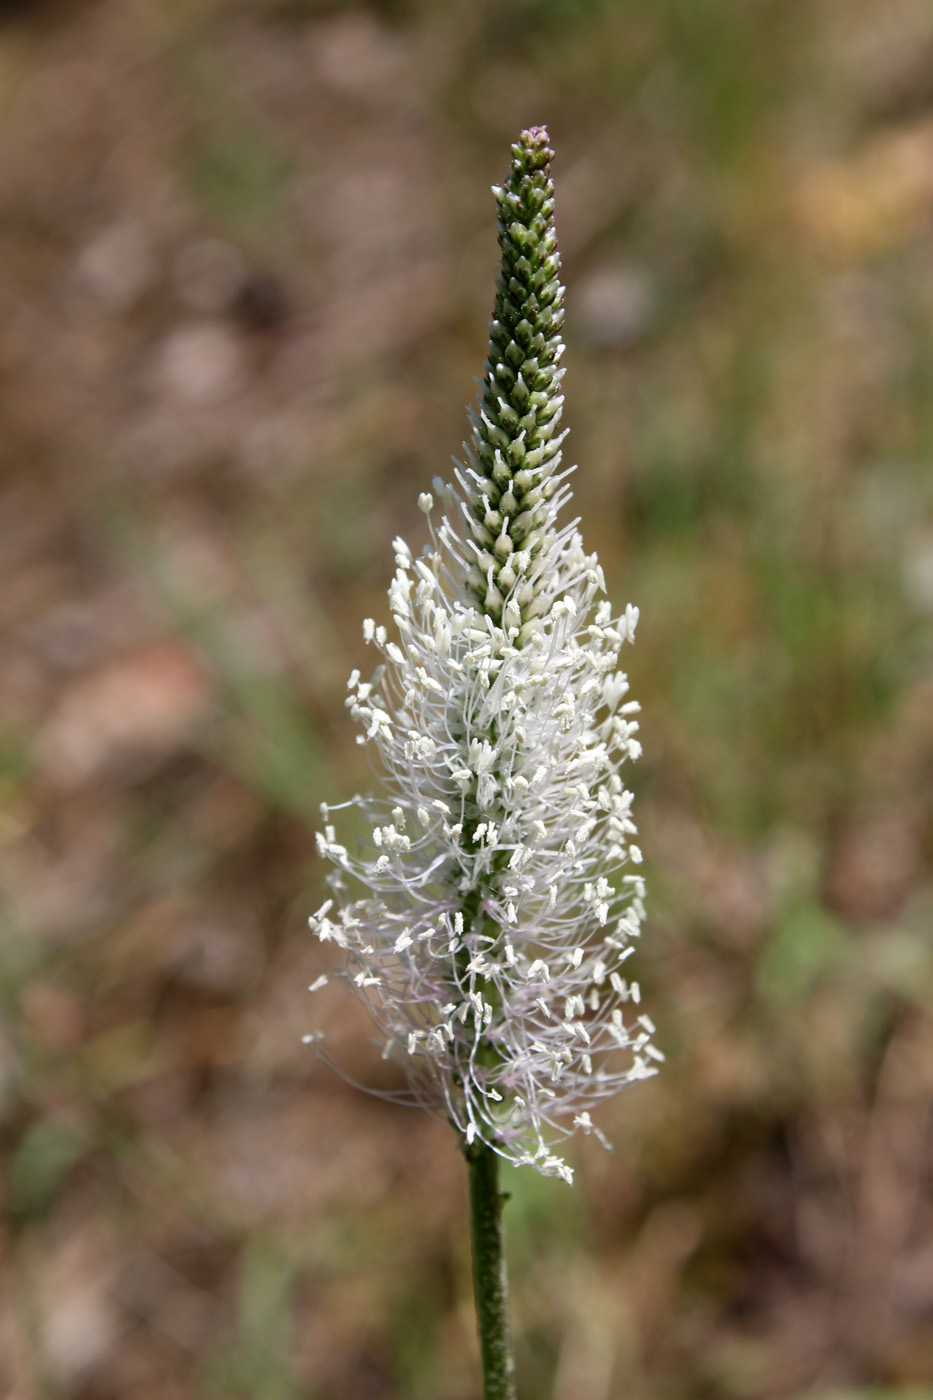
[464,127,567,629]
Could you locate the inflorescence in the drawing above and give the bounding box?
[306,127,660,1183]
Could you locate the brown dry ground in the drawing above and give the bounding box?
[1,2,933,1398]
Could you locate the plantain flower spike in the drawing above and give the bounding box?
[307,127,659,1184]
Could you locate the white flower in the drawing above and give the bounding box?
[307,127,659,1183]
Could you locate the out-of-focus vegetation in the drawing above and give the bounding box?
[1,1,932,1397]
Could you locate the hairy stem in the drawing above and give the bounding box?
[466,1141,516,1400]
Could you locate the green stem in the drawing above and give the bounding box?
[466,1141,517,1400]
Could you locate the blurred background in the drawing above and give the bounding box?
[1,1,932,1397]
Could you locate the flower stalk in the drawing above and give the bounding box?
[467,1142,515,1400]
[307,125,659,1394]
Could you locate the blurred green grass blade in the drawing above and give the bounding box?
[9,1118,88,1222]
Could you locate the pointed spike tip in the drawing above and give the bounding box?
[514,126,553,173]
